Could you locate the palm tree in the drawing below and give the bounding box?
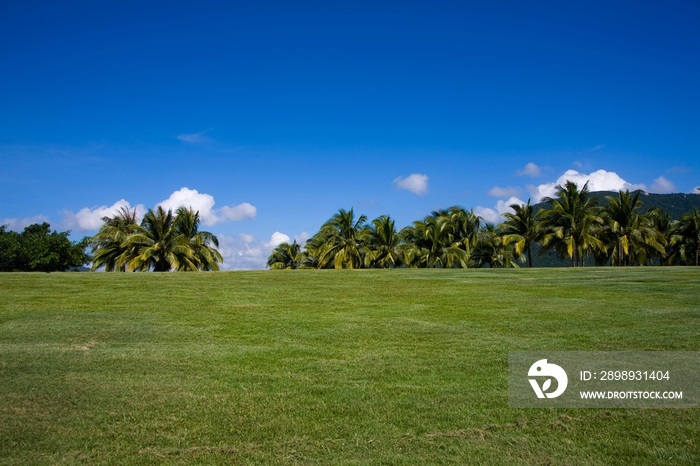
[647,207,674,265]
[267,241,303,269]
[671,208,700,266]
[122,207,197,272]
[299,235,324,268]
[174,207,223,271]
[470,223,519,268]
[315,208,368,269]
[400,214,468,268]
[499,199,538,267]
[601,190,665,266]
[364,215,401,268]
[91,206,222,272]
[537,181,604,267]
[90,207,139,271]
[447,206,482,256]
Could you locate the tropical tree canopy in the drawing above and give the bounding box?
[89,207,140,272]
[470,223,519,268]
[499,199,537,267]
[537,181,604,267]
[267,241,303,269]
[0,223,90,272]
[400,214,469,268]
[90,206,222,272]
[311,208,368,269]
[364,215,401,268]
[267,188,700,270]
[173,207,223,271]
[599,190,665,266]
[671,207,700,266]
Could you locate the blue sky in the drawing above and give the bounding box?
[1,1,699,269]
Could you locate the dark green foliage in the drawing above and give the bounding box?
[671,208,700,266]
[469,223,516,268]
[280,190,700,269]
[267,241,303,269]
[88,207,139,271]
[309,208,369,269]
[364,215,401,268]
[0,223,90,272]
[290,207,491,270]
[536,191,700,221]
[537,181,604,267]
[499,199,537,267]
[527,243,595,267]
[598,190,666,266]
[90,206,223,272]
[401,211,471,268]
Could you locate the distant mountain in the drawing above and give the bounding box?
[68,266,91,272]
[521,191,700,268]
[532,191,700,220]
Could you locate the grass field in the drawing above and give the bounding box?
[1,268,699,465]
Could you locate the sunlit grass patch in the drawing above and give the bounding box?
[1,268,699,465]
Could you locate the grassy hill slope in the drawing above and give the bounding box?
[1,269,699,465]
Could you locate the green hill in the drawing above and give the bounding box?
[588,191,700,220]
[533,190,700,220]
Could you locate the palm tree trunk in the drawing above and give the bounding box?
[619,247,623,267]
[527,246,532,268]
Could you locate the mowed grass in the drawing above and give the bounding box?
[1,269,699,465]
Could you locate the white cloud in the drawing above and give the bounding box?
[473,206,500,225]
[238,233,255,244]
[393,173,428,196]
[2,215,51,231]
[495,197,526,215]
[157,187,256,226]
[217,235,267,271]
[528,169,646,203]
[517,162,541,177]
[693,187,700,195]
[650,176,676,194]
[294,231,310,245]
[177,130,210,143]
[572,161,583,168]
[474,197,525,225]
[61,187,256,232]
[265,232,291,248]
[62,199,146,232]
[158,188,217,224]
[488,186,522,198]
[220,203,257,221]
[217,230,306,270]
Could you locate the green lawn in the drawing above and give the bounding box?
[1,269,699,465]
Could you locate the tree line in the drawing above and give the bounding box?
[89,206,222,271]
[1,206,224,272]
[3,181,698,272]
[0,223,90,272]
[267,181,700,269]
